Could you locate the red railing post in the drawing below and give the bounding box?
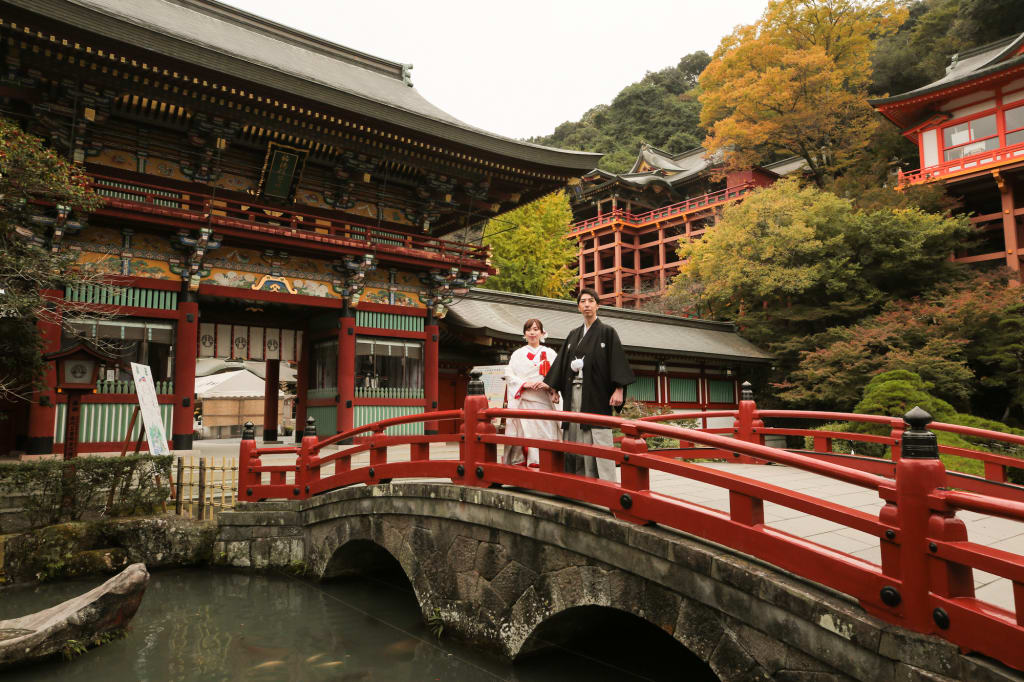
[883,407,957,633]
[615,428,650,524]
[238,420,262,502]
[458,371,495,487]
[295,416,318,499]
[733,381,764,464]
[889,417,905,462]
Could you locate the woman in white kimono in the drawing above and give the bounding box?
[503,318,561,467]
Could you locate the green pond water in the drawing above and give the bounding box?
[0,569,712,681]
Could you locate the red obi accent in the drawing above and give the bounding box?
[539,351,550,377]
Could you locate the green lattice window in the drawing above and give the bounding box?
[669,377,698,403]
[708,379,736,404]
[632,375,656,402]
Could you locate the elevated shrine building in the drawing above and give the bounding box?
[567,145,804,308]
[871,32,1024,281]
[2,0,607,456]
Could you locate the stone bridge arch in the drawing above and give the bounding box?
[217,483,1014,681]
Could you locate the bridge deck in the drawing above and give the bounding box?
[196,438,1023,611]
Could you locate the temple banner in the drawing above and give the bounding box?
[198,323,302,362]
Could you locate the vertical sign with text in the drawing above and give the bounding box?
[130,362,170,455]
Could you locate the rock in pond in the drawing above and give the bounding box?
[0,562,149,667]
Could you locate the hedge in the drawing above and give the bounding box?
[0,455,172,531]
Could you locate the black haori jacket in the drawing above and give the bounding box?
[543,318,636,416]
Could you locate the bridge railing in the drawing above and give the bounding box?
[234,377,1024,671]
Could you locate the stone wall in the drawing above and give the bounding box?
[216,483,1020,681]
[1,516,216,584]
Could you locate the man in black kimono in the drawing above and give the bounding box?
[543,288,635,481]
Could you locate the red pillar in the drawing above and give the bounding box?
[424,308,440,434]
[262,359,280,442]
[338,310,355,438]
[26,289,63,455]
[294,328,310,444]
[997,173,1020,285]
[172,293,199,451]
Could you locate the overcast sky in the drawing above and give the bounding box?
[220,0,771,140]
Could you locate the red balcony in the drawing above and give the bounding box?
[899,140,1024,186]
[87,173,493,271]
[568,182,758,236]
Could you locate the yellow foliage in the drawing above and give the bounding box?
[699,0,907,184]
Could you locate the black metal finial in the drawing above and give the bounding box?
[741,381,753,401]
[902,406,937,459]
[468,370,484,396]
[304,415,317,437]
[242,421,255,440]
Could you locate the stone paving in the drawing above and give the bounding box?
[191,437,1023,610]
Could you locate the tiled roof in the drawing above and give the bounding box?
[446,289,772,363]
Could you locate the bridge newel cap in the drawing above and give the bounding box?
[468,370,485,396]
[741,381,753,401]
[304,415,317,437]
[242,421,255,440]
[901,406,938,459]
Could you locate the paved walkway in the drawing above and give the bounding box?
[191,437,1022,610]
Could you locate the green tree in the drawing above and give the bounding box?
[0,118,102,400]
[700,0,906,185]
[481,191,577,299]
[530,52,711,173]
[776,273,1023,416]
[672,178,970,343]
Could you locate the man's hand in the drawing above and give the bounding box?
[609,387,624,408]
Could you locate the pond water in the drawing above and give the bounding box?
[0,569,712,681]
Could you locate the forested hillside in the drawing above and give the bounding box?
[529,0,1024,175]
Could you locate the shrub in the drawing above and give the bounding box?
[0,455,172,531]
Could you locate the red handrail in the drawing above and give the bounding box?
[898,139,1024,186]
[235,390,1024,670]
[568,183,758,235]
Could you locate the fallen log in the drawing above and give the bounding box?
[0,562,149,667]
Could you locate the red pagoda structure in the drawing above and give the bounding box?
[871,32,1024,281]
[1,0,601,455]
[567,144,804,308]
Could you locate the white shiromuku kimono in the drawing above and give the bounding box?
[503,344,561,466]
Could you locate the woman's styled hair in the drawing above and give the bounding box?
[523,318,545,333]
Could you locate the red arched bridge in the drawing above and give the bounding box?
[230,375,1024,674]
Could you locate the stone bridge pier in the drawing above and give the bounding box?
[215,483,1017,681]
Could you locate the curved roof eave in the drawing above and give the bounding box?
[870,33,1024,108]
[16,0,603,171]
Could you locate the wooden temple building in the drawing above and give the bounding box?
[0,0,771,456]
[871,32,1024,281]
[567,144,804,308]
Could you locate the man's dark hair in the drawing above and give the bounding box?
[577,287,599,304]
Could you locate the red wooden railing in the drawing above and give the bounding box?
[898,140,1024,186]
[87,173,491,268]
[236,379,1024,670]
[568,182,758,235]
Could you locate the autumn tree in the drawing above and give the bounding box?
[700,0,906,185]
[0,117,103,399]
[481,191,577,299]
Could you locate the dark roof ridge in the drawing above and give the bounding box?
[462,288,739,332]
[951,32,1024,66]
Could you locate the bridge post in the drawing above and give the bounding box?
[238,421,261,502]
[733,381,765,464]
[878,407,972,634]
[295,416,318,499]
[615,428,651,524]
[459,371,495,487]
